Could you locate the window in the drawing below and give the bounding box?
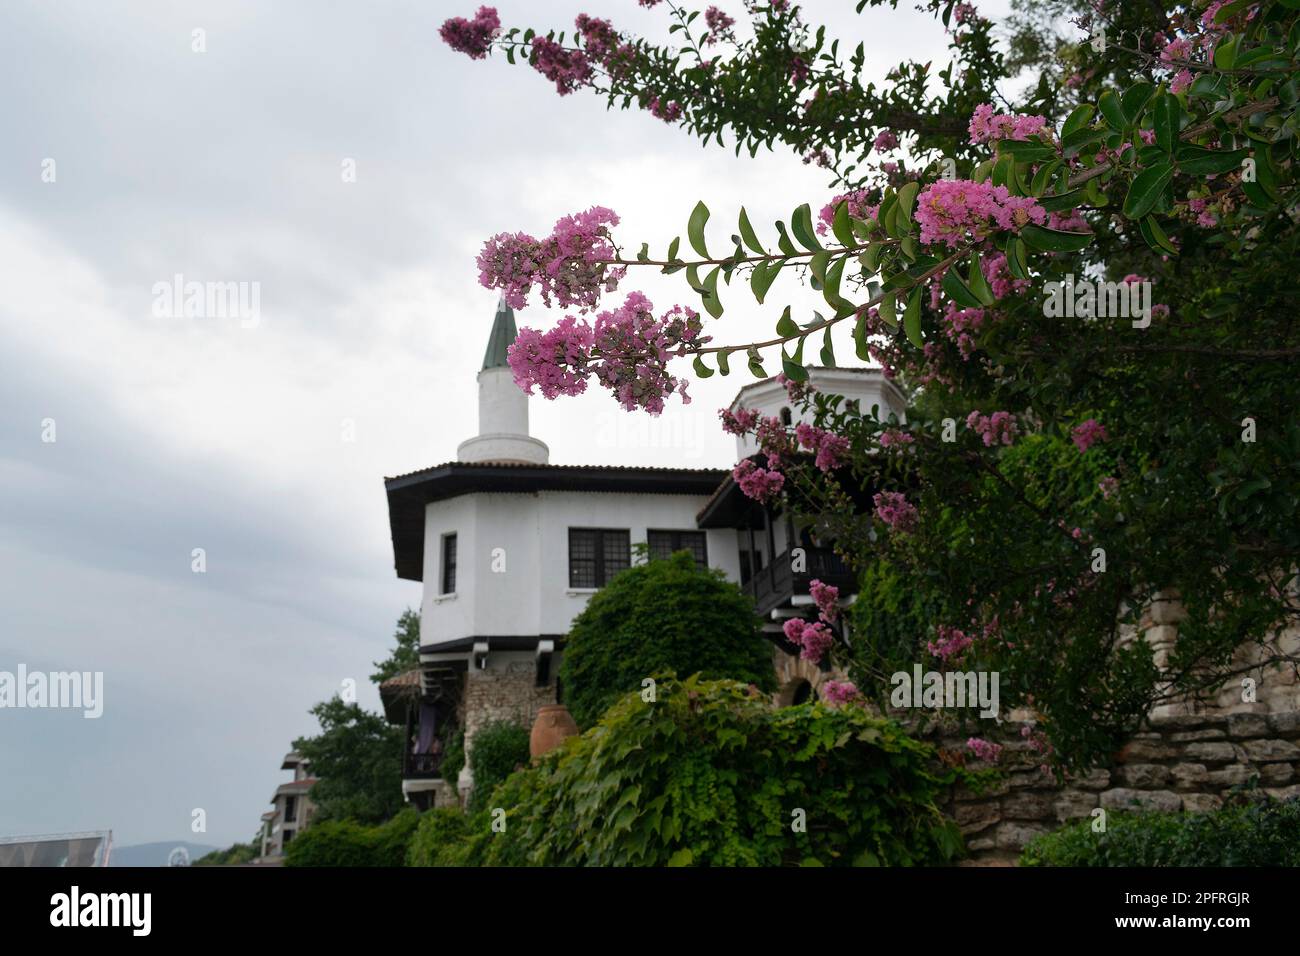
[568,529,630,588]
[739,547,765,584]
[284,796,297,823]
[282,829,294,845]
[440,533,457,595]
[647,530,708,568]
[780,406,793,426]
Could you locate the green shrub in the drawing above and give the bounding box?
[1021,798,1300,867]
[560,551,775,728]
[424,676,966,866]
[284,808,420,867]
[441,727,465,787]
[405,807,472,867]
[466,719,530,815]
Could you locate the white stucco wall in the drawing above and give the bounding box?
[420,490,744,647]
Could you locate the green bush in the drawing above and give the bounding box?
[284,808,420,867]
[466,719,530,815]
[560,550,775,728]
[441,727,465,787]
[405,807,473,867]
[418,676,965,867]
[1021,798,1300,867]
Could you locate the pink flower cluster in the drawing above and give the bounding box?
[966,737,1003,762]
[703,6,736,45]
[719,406,760,436]
[648,97,683,122]
[915,180,1045,248]
[927,625,973,661]
[980,252,1032,299]
[440,6,501,59]
[817,189,879,236]
[809,578,840,623]
[820,679,860,706]
[794,423,850,471]
[967,103,1049,145]
[776,372,812,403]
[733,459,785,504]
[873,491,918,533]
[755,415,795,467]
[872,130,899,152]
[966,410,1019,446]
[943,303,986,360]
[1098,475,1119,499]
[477,206,624,311]
[531,36,593,95]
[783,618,834,663]
[953,2,978,23]
[879,428,914,450]
[507,292,701,415]
[1071,418,1107,453]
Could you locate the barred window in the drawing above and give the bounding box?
[568,528,631,588]
[440,533,457,595]
[647,530,708,568]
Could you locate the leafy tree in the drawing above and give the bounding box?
[293,698,405,824]
[370,607,421,685]
[283,808,421,868]
[441,1,1300,769]
[560,550,774,727]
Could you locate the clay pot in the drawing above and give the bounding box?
[530,704,579,758]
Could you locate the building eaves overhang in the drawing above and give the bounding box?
[384,461,728,581]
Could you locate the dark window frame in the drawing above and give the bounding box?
[568,528,631,589]
[647,529,708,568]
[440,533,457,595]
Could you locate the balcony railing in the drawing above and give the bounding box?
[746,546,855,617]
[403,750,444,780]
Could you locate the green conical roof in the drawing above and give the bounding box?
[482,297,518,370]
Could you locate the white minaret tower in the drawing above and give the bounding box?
[456,297,550,465]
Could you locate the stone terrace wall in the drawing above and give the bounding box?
[942,711,1300,864]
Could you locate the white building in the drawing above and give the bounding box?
[381,298,905,808]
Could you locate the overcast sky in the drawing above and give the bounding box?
[0,0,1012,850]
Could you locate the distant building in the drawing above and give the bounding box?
[381,298,905,807]
[0,831,112,867]
[259,751,317,859]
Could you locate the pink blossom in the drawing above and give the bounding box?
[821,680,860,705]
[507,315,595,400]
[794,423,850,471]
[879,428,914,449]
[734,459,785,504]
[719,406,760,435]
[440,6,500,59]
[782,618,834,663]
[1071,418,1107,452]
[817,189,880,236]
[928,625,973,661]
[915,180,1045,248]
[809,578,840,623]
[478,206,624,312]
[789,56,810,84]
[1170,69,1194,94]
[776,372,812,402]
[980,252,1032,299]
[755,416,794,467]
[873,130,900,151]
[966,737,1003,762]
[953,3,978,24]
[966,410,1020,446]
[703,6,736,44]
[968,103,1049,144]
[1098,476,1119,499]
[873,491,918,533]
[530,36,593,95]
[1139,128,1156,145]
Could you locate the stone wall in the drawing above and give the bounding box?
[457,650,557,798]
[943,710,1300,864]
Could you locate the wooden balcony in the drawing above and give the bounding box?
[745,545,856,618]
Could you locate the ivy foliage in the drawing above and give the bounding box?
[283,808,421,868]
[559,550,775,728]
[466,719,531,815]
[408,676,967,867]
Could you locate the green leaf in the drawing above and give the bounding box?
[1122,162,1173,220]
[941,268,983,308]
[636,243,649,262]
[1018,224,1094,252]
[1038,189,1085,213]
[1061,127,1105,158]
[738,207,764,255]
[1154,93,1179,152]
[791,203,822,251]
[809,249,831,284]
[820,325,836,367]
[1121,82,1155,123]
[878,291,897,328]
[1175,146,1249,175]
[701,266,723,319]
[823,255,847,308]
[692,354,714,378]
[1098,90,1126,131]
[751,258,784,304]
[967,254,995,306]
[996,140,1057,164]
[903,285,923,348]
[774,221,798,256]
[775,306,799,338]
[1061,104,1095,139]
[666,847,694,867]
[853,309,871,360]
[687,201,710,258]
[1213,33,1238,70]
[747,347,767,378]
[781,340,809,381]
[717,349,732,375]
[667,236,680,261]
[831,201,855,248]
[1007,238,1029,279]
[896,181,920,226]
[1138,215,1179,256]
